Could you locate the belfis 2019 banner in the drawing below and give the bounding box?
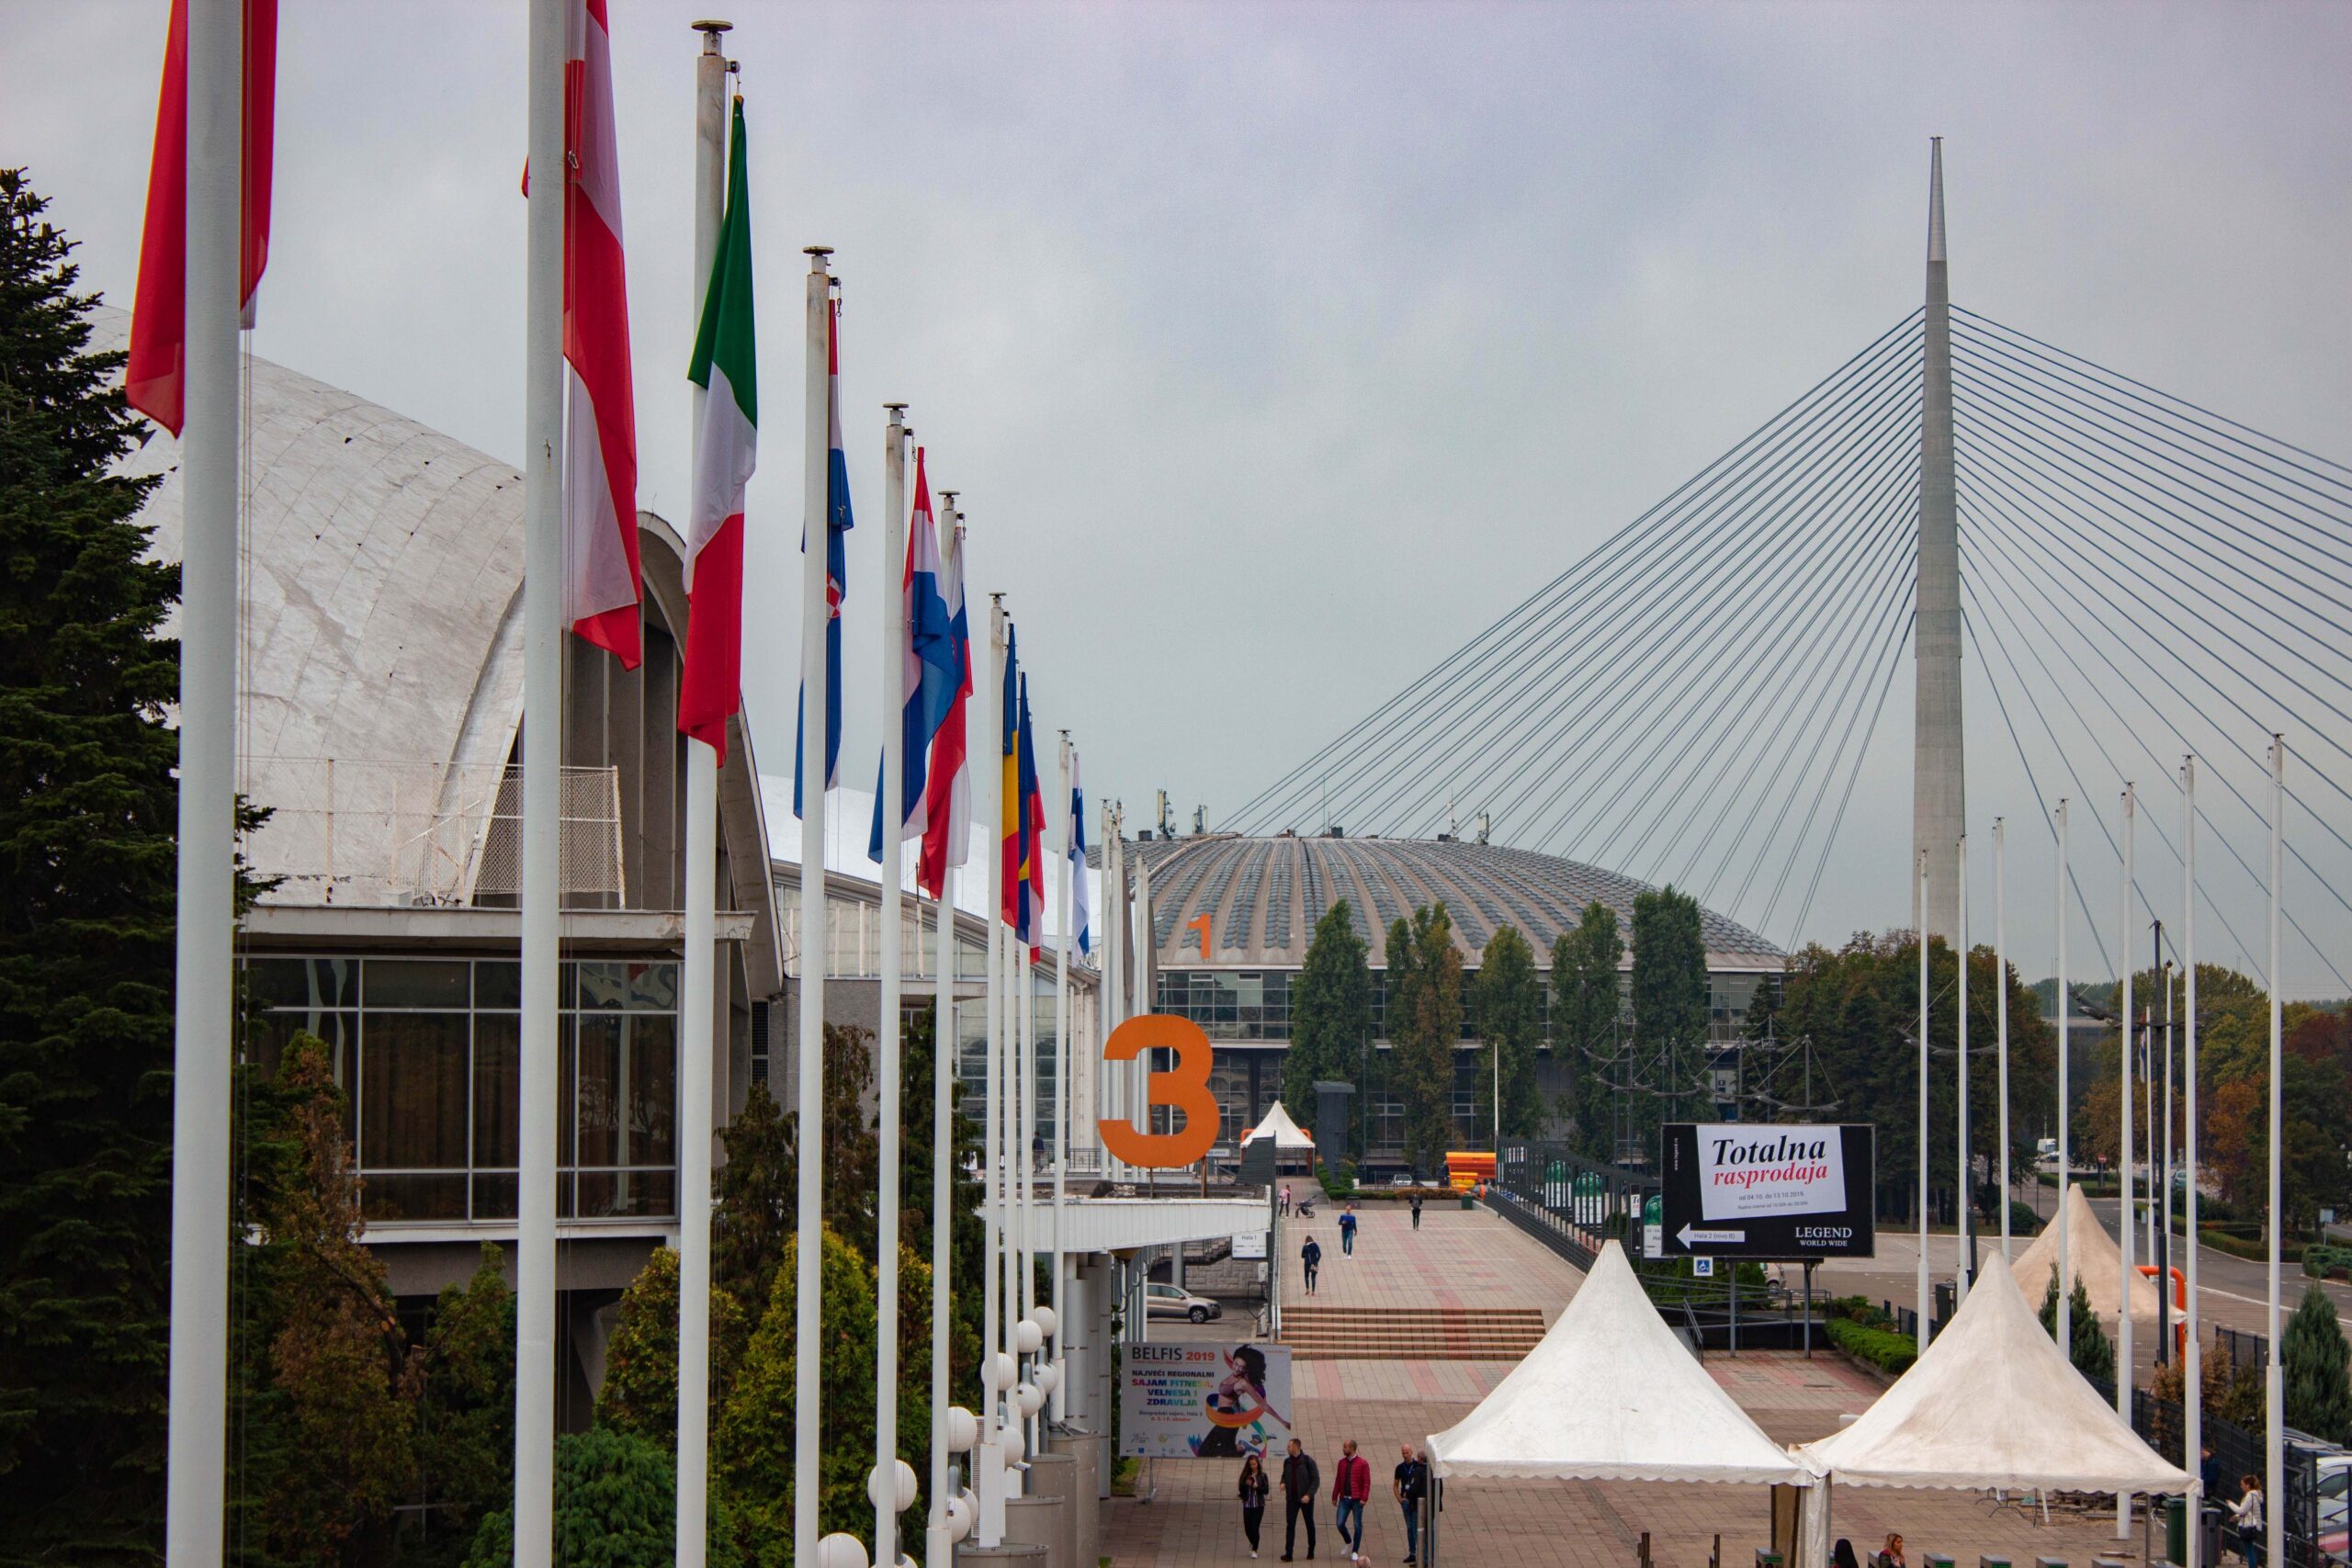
[1658,1123,1874,1260]
[1120,1341,1294,1460]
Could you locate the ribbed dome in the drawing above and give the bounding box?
[1123,834,1781,971]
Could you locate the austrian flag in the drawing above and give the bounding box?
[680,98,756,762]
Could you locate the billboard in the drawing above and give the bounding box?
[1120,1341,1295,1460]
[1658,1123,1874,1260]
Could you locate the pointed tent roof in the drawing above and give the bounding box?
[1798,1249,2191,1494]
[1241,1100,1314,1149]
[1425,1241,1808,1484]
[2012,1184,2163,1323]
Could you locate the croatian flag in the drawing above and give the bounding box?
[915,511,972,898]
[127,0,277,434]
[679,98,755,762]
[870,448,958,860]
[1069,751,1092,957]
[795,295,854,817]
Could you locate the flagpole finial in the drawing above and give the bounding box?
[805,246,833,273]
[693,18,734,37]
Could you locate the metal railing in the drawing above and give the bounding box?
[251,759,625,908]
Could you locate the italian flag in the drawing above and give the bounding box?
[680,98,755,762]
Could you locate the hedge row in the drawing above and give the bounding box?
[1824,1315,1918,1376]
[2203,1227,2304,1264]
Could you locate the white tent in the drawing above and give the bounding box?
[1241,1100,1315,1149]
[1426,1240,1809,1484]
[2012,1184,2163,1324]
[1799,1248,2191,1494]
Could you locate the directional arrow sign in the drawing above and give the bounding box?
[1678,1223,1746,1247]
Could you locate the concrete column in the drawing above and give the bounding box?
[1913,135,1964,941]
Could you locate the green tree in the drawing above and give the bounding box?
[899,1002,988,1419]
[1550,901,1623,1158]
[410,1247,517,1568]
[1387,905,1463,1175]
[715,1081,791,1313]
[460,1427,742,1568]
[597,1244,752,1441]
[1284,900,1371,1129]
[1630,886,1708,1157]
[2038,1270,2115,1386]
[0,167,182,1562]
[2285,1281,2352,1445]
[1471,925,1543,1145]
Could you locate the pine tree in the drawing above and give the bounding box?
[2038,1270,2115,1386]
[460,1427,743,1568]
[1550,901,1623,1159]
[0,167,182,1562]
[1283,900,1370,1125]
[1470,925,1543,1144]
[1631,886,1708,1154]
[2285,1280,2352,1445]
[596,1243,752,1441]
[714,1081,792,1314]
[410,1247,516,1568]
[1389,905,1462,1176]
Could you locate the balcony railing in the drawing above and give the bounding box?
[248,758,626,908]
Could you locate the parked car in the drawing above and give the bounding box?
[1144,1282,1223,1324]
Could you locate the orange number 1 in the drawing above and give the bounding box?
[1097,1013,1220,1168]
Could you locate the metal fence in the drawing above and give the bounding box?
[2132,1389,2331,1568]
[1497,1140,1658,1267]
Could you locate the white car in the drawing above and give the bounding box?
[1144,1282,1223,1324]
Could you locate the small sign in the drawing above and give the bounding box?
[1644,1222,1663,1258]
[1232,1230,1268,1260]
[1692,1257,1715,1278]
[1659,1123,1876,1261]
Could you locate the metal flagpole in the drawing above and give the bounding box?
[2118,784,2136,1538]
[1917,850,1930,1341]
[1052,734,1073,1424]
[166,2,242,1561]
[2056,799,2074,1355]
[2183,755,2203,1568]
[872,406,910,1564]
[793,243,834,1568]
[514,4,567,1563]
[1020,840,1040,1441]
[926,498,966,1568]
[676,24,730,1568]
[2267,736,2285,1568]
[1996,816,2012,1259]
[1957,831,1970,1303]
[2160,944,2174,1370]
[978,595,1007,1540]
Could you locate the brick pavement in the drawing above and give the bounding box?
[1109,1202,2175,1568]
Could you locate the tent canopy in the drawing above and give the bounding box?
[1425,1241,1809,1485]
[2012,1184,2164,1322]
[1241,1100,1315,1149]
[1798,1249,2192,1495]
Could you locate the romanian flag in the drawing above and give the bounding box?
[1017,673,1044,956]
[1000,622,1022,930]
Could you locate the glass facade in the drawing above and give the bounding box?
[780,892,990,981]
[247,955,679,1224]
[951,975,1065,1156]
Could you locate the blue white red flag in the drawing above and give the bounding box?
[870,448,958,860]
[916,509,972,898]
[1017,674,1045,956]
[1069,750,1091,957]
[795,295,854,816]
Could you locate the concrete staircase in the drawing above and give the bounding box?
[1278,1304,1546,1360]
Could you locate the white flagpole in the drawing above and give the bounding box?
[1996,816,2011,1259]
[1917,850,1930,1341]
[2056,799,2073,1355]
[2118,784,2136,1538]
[1957,830,1970,1303]
[978,595,1007,1541]
[793,243,834,1568]
[2183,755,2203,1568]
[1020,844,1039,1362]
[166,2,241,1562]
[872,406,910,1564]
[514,4,566,1563]
[1052,735,1073,1425]
[2267,736,2285,1568]
[676,25,729,1568]
[926,501,964,1568]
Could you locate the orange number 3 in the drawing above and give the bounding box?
[1097,1013,1220,1168]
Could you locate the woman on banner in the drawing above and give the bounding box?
[1193,1345,1289,1458]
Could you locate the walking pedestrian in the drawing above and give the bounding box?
[1332,1438,1372,1553]
[1239,1451,1271,1559]
[1282,1438,1320,1561]
[1393,1443,1428,1564]
[1339,1204,1358,1256]
[1301,1234,1322,1296]
[1281,1183,1293,1218]
[2232,1475,2266,1568]
[1408,1192,1422,1231]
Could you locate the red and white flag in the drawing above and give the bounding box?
[126,0,277,434]
[560,0,644,667]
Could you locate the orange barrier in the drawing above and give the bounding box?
[2138,1263,2188,1359]
[1446,1151,1497,1191]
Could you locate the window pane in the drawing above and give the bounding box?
[574,1014,622,1167]
[359,1011,469,1168]
[471,1172,517,1221]
[576,1169,674,1219]
[249,956,357,1010]
[362,1172,467,1223]
[473,1013,519,1167]
[253,1010,356,1090]
[364,959,471,1010]
[622,1014,677,1168]
[475,960,522,1010]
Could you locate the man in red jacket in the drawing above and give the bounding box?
[1332,1438,1373,1556]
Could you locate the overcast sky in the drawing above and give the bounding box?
[8,1,2351,990]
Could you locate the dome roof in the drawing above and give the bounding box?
[1125,834,1782,971]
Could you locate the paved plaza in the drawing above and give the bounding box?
[1104,1203,2180,1568]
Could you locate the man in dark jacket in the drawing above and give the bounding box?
[1282,1437,1320,1561]
[1301,1235,1323,1296]
[1394,1443,1429,1564]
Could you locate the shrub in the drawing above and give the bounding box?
[460,1427,741,1568]
[1825,1317,1917,1375]
[2285,1282,2352,1445]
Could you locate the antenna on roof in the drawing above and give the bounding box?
[1476,812,1490,845]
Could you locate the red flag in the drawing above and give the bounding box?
[560,0,644,667]
[126,0,277,435]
